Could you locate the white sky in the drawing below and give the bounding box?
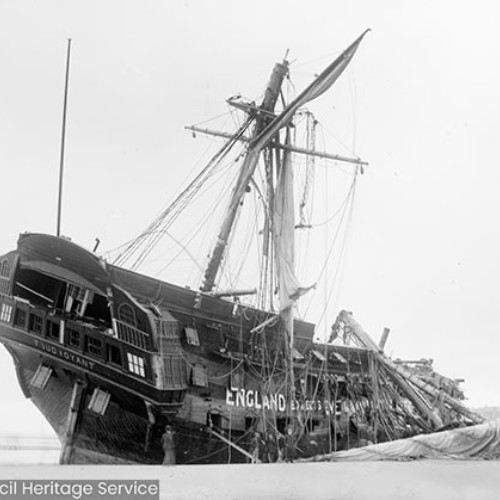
[1,0,500,442]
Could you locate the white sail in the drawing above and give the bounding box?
[201,31,369,293]
[274,133,315,312]
[254,29,370,149]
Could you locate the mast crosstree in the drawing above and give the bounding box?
[201,30,370,294]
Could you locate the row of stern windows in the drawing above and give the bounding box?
[0,300,148,380]
[1,299,219,391]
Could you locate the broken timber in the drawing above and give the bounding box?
[335,311,484,428]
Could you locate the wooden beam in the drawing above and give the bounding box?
[210,428,259,463]
[210,288,257,298]
[337,311,483,426]
[337,311,443,429]
[185,125,368,167]
[368,352,380,443]
[226,98,277,119]
[378,327,390,351]
[59,379,86,464]
[144,401,156,453]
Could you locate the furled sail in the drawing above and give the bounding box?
[274,132,314,311]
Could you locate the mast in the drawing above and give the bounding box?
[273,31,370,434]
[201,30,369,293]
[258,148,274,309]
[200,61,289,292]
[275,129,297,414]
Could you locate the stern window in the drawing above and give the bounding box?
[85,336,102,357]
[127,352,145,377]
[0,303,13,322]
[47,321,60,341]
[29,314,43,334]
[14,308,27,328]
[118,304,137,327]
[0,261,10,278]
[68,329,80,348]
[107,344,122,365]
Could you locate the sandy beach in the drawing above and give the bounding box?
[1,460,500,500]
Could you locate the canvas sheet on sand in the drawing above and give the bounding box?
[305,421,500,462]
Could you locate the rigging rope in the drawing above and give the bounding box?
[113,117,253,270]
[127,156,237,282]
[299,111,317,227]
[302,170,358,324]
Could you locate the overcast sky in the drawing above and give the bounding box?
[1,0,499,442]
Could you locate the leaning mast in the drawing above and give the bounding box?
[200,30,370,294]
[200,60,289,292]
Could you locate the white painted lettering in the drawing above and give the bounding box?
[255,391,262,409]
[263,395,270,410]
[278,394,286,412]
[33,340,96,372]
[270,394,277,411]
[226,388,235,406]
[236,388,246,407]
[246,389,254,408]
[226,387,335,414]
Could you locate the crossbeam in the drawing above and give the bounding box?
[226,98,277,119]
[185,125,368,167]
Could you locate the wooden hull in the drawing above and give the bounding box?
[0,233,474,465]
[2,338,251,464]
[1,321,356,465]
